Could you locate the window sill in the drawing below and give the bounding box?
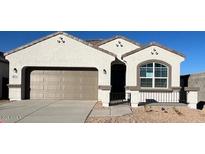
[139,88,173,92]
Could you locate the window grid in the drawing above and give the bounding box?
[140,62,168,88]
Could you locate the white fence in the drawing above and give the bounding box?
[140,91,180,103]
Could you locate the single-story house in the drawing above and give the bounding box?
[5,32,187,107]
[0,52,9,99]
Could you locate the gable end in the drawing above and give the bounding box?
[121,42,185,59]
[4,32,117,58]
[97,35,141,47]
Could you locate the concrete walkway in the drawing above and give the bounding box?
[90,104,132,117]
[0,100,96,123]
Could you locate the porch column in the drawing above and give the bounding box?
[8,84,22,101]
[185,87,199,109]
[125,86,140,107]
[98,85,111,107]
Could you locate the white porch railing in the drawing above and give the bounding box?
[139,91,180,103]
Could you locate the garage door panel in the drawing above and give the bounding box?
[31,80,44,84]
[44,87,62,91]
[62,87,81,92]
[44,71,61,75]
[30,91,44,99]
[30,85,44,90]
[44,83,61,87]
[30,75,44,82]
[83,85,97,89]
[63,71,80,76]
[29,69,98,100]
[61,82,79,86]
[43,93,63,99]
[81,93,97,100]
[63,94,82,99]
[44,77,61,82]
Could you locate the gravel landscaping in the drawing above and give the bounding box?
[86,102,205,123]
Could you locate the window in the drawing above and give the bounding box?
[139,62,168,88]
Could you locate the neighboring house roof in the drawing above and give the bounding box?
[96,35,142,47]
[0,52,8,63]
[4,32,117,57]
[182,72,205,77]
[121,42,186,59]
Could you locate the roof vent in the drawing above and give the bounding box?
[116,41,123,47]
[57,37,65,43]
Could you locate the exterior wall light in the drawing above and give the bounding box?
[13,68,18,73]
[103,69,107,74]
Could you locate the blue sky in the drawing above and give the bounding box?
[0,31,204,75]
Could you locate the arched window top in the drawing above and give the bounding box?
[141,63,153,68]
[140,62,167,68]
[154,63,167,68]
[139,61,169,88]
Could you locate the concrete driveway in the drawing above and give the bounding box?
[0,100,96,123]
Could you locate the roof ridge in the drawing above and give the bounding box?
[86,39,104,41]
[96,35,142,47]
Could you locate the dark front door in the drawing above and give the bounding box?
[110,64,126,101]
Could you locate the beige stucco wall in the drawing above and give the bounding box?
[123,46,184,106]
[187,91,198,109]
[123,46,185,88]
[5,33,185,107]
[99,38,140,59]
[0,62,9,98]
[6,34,115,103]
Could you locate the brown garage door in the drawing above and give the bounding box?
[29,69,98,100]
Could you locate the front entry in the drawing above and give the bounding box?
[110,59,126,101]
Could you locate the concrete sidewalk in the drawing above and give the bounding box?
[90,104,132,117]
[0,100,10,105]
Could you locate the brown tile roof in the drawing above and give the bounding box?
[121,42,185,59]
[4,32,117,57]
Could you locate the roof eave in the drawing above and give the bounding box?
[4,32,117,58]
[96,35,142,47]
[4,31,64,57]
[122,43,186,59]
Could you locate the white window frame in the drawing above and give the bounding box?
[140,62,169,89]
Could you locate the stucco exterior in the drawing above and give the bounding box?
[124,45,184,87]
[5,33,115,106]
[5,32,186,107]
[123,45,185,106]
[99,38,140,59]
